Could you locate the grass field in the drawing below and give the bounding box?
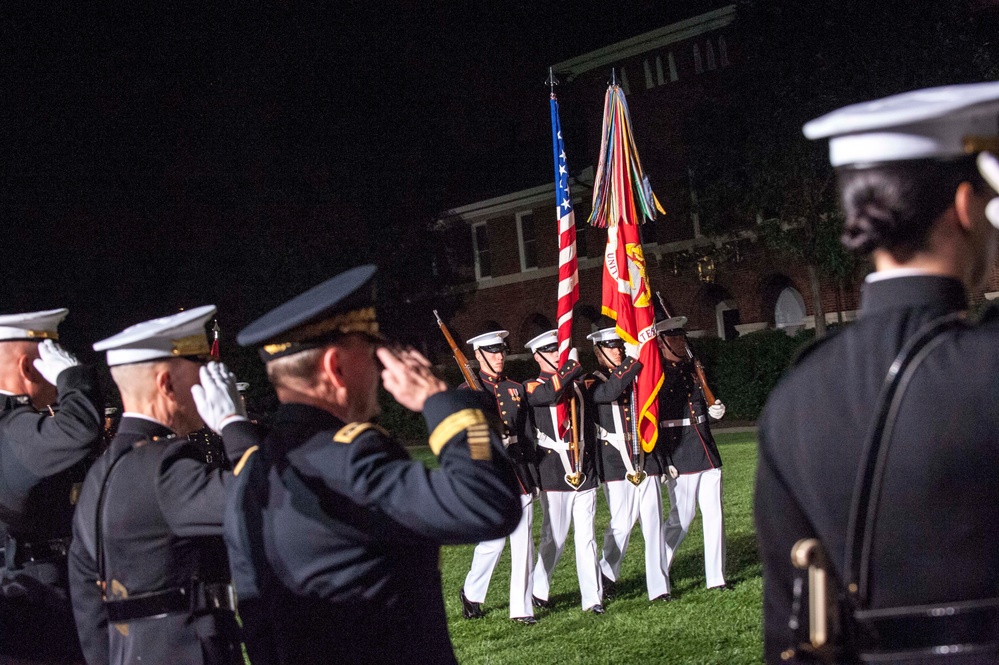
[412,432,763,664]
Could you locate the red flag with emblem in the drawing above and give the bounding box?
[587,83,665,453]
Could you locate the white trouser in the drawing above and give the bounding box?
[599,476,669,599]
[462,493,535,617]
[533,488,602,609]
[663,467,726,588]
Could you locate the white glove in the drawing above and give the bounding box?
[668,465,679,479]
[568,347,579,363]
[33,340,80,385]
[191,362,248,434]
[977,152,999,229]
[624,342,639,359]
[708,400,726,421]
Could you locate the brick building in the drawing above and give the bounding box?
[428,4,999,358]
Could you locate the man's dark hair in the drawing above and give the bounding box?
[837,155,988,258]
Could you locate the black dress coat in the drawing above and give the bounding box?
[656,359,722,475]
[460,370,538,494]
[0,365,102,663]
[756,275,999,663]
[526,360,598,492]
[69,416,257,665]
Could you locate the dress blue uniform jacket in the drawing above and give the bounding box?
[0,365,101,662]
[526,360,598,492]
[657,360,722,475]
[224,389,522,665]
[459,370,538,494]
[585,358,667,480]
[69,416,257,665]
[756,276,999,663]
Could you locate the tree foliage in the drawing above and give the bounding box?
[686,0,997,333]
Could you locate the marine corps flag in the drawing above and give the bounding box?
[587,83,665,454]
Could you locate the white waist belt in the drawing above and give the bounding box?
[660,415,707,428]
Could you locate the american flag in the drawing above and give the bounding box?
[551,93,578,439]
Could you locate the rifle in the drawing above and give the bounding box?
[655,292,717,405]
[433,310,483,391]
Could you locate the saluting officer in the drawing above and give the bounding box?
[525,330,604,614]
[69,306,256,665]
[0,309,102,663]
[225,265,522,665]
[655,317,729,593]
[458,329,540,625]
[585,326,671,603]
[757,83,999,663]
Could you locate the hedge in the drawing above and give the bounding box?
[691,328,815,421]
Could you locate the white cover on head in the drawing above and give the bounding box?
[654,316,688,334]
[525,329,558,353]
[466,330,509,349]
[586,327,621,344]
[94,305,217,366]
[0,308,68,342]
[803,82,999,167]
[977,152,999,229]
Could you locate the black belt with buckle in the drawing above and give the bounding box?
[104,582,236,622]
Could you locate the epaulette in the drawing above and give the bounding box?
[790,327,841,368]
[334,421,388,444]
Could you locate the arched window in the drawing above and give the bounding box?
[693,44,703,74]
[706,40,717,70]
[775,287,807,331]
[719,35,730,67]
[668,52,678,81]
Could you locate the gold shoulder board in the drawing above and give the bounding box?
[334,422,386,444]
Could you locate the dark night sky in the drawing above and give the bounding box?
[0,1,723,356]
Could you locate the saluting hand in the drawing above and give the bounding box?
[378,347,446,413]
[191,361,248,433]
[33,339,80,385]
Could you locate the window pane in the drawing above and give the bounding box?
[475,224,491,278]
[520,214,537,270]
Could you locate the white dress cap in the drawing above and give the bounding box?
[466,330,509,349]
[525,329,559,353]
[0,308,68,342]
[803,82,999,167]
[654,316,688,334]
[94,305,217,367]
[586,327,621,344]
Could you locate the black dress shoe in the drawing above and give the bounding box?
[584,604,606,614]
[708,584,733,591]
[601,574,617,599]
[532,595,553,609]
[652,593,672,602]
[460,589,484,619]
[512,616,538,625]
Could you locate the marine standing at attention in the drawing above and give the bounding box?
[757,82,999,663]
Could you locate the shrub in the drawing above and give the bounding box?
[690,329,815,420]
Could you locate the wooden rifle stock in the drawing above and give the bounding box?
[655,292,718,404]
[433,310,482,391]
